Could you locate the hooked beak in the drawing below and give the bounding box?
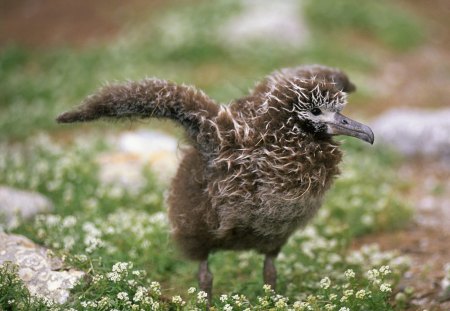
[326,112,374,144]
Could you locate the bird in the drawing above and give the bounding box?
[57,64,374,300]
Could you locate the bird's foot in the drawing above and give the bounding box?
[263,255,277,291]
[198,260,213,305]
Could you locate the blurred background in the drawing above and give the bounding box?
[1,0,449,310]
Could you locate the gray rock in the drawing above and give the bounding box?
[220,0,309,48]
[97,130,180,191]
[0,232,84,304]
[0,186,53,230]
[371,108,450,160]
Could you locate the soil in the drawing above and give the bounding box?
[0,0,167,48]
[1,0,449,309]
[354,160,450,310]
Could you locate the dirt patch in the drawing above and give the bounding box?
[0,0,167,48]
[355,227,450,310]
[354,161,450,310]
[350,0,450,116]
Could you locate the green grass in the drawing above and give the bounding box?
[0,134,412,310]
[304,0,424,51]
[0,0,423,141]
[0,0,423,309]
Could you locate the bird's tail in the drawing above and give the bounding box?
[57,79,220,147]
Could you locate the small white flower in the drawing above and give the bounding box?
[339,307,350,311]
[133,287,148,302]
[220,294,228,302]
[367,268,380,282]
[275,297,288,308]
[343,289,353,297]
[150,281,161,296]
[112,262,130,274]
[379,265,391,275]
[188,287,196,294]
[62,216,77,228]
[224,304,233,311]
[117,292,129,301]
[320,277,331,289]
[325,304,335,311]
[171,295,185,305]
[106,272,121,282]
[197,291,208,303]
[263,284,272,293]
[128,280,137,286]
[380,283,392,293]
[344,269,355,279]
[356,289,366,299]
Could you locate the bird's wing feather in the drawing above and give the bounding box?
[56,79,221,151]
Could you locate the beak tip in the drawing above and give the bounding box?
[368,130,375,145]
[368,134,375,145]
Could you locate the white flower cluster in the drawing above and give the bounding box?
[171,295,185,306]
[320,277,331,289]
[106,262,132,283]
[197,291,208,303]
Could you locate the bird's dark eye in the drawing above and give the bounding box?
[311,108,322,116]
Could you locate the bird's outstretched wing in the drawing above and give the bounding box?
[56,79,220,150]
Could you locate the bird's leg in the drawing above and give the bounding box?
[198,259,213,303]
[263,254,277,291]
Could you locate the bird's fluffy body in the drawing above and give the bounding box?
[57,65,364,264]
[168,66,347,260]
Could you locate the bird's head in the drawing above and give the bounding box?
[260,69,374,144]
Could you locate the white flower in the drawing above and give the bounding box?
[380,283,392,293]
[339,307,350,311]
[367,268,380,282]
[356,289,366,299]
[150,281,161,296]
[263,284,272,293]
[224,304,233,311]
[197,291,208,303]
[325,304,335,311]
[320,277,331,289]
[106,272,121,282]
[275,298,288,308]
[379,265,391,275]
[172,295,185,305]
[117,292,129,301]
[344,269,355,279]
[343,289,353,297]
[293,301,311,310]
[188,287,196,294]
[132,270,140,276]
[62,216,77,228]
[133,287,148,302]
[75,254,88,262]
[112,262,130,274]
[220,294,228,302]
[92,274,104,284]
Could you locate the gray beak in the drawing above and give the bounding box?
[326,112,374,144]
